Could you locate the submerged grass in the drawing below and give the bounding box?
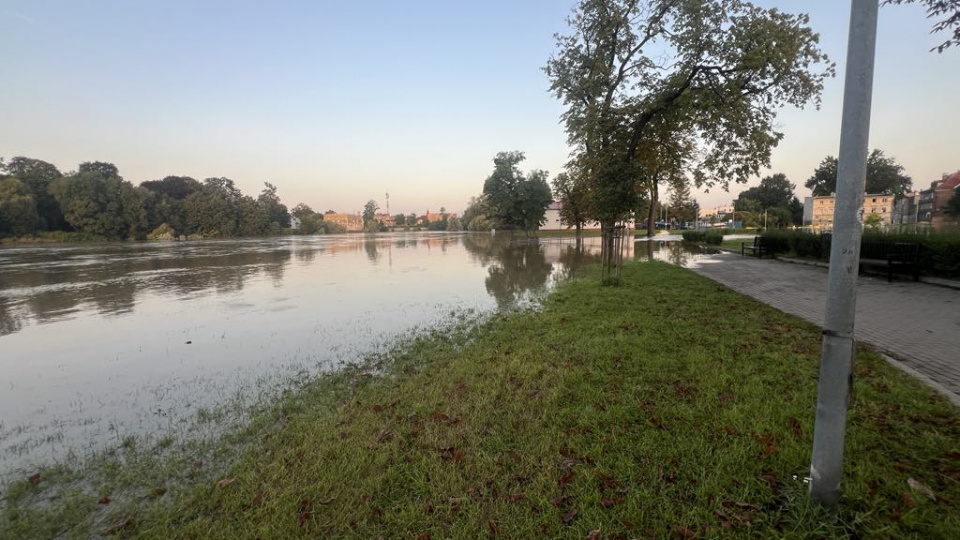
[3,261,959,539]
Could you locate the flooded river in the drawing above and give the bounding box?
[0,232,716,477]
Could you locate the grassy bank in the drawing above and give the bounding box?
[0,231,110,245]
[3,262,959,538]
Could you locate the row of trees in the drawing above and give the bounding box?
[0,156,308,240]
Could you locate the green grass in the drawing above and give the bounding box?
[3,262,959,538]
[719,237,756,251]
[0,231,110,245]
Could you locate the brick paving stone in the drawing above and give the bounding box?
[682,253,960,400]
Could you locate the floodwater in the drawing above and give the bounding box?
[0,232,717,477]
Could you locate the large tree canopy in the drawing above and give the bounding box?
[1,156,64,230]
[545,0,833,230]
[482,151,552,235]
[0,178,39,235]
[49,166,145,239]
[804,150,912,198]
[738,173,796,210]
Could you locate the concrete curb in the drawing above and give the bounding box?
[877,353,960,408]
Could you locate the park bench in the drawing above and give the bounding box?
[858,240,921,282]
[741,236,775,259]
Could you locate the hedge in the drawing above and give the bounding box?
[759,230,960,279]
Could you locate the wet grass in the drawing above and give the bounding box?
[3,261,959,538]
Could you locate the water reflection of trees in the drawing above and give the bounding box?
[461,235,554,307]
[634,241,695,266]
[364,239,379,262]
[0,243,292,336]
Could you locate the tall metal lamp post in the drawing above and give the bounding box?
[809,0,878,506]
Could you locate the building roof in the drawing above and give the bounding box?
[938,171,960,191]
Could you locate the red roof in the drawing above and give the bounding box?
[938,171,960,191]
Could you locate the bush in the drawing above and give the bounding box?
[760,230,960,279]
[681,230,724,244]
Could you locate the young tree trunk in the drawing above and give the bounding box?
[646,182,659,238]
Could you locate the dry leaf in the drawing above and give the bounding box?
[216,478,235,488]
[298,498,313,526]
[907,478,936,501]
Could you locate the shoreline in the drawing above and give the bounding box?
[3,261,958,538]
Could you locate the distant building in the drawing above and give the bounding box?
[538,201,602,231]
[324,212,363,231]
[290,215,301,231]
[374,213,395,227]
[803,193,894,231]
[919,171,960,231]
[893,192,920,226]
[418,210,458,225]
[699,205,733,222]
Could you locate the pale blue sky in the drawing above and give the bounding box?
[1,1,957,214]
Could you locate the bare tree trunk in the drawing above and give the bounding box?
[646,182,659,238]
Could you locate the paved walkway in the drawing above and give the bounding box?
[685,253,960,401]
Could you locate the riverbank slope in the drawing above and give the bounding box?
[3,261,958,538]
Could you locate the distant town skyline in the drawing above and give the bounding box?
[2,1,957,215]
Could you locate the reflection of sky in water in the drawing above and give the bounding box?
[0,233,630,476]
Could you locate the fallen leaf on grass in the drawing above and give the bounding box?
[488,520,499,536]
[597,472,619,490]
[101,517,132,535]
[377,430,394,443]
[789,418,802,437]
[250,491,268,507]
[721,501,756,509]
[28,473,40,486]
[600,498,624,508]
[216,478,235,488]
[98,496,112,505]
[508,493,524,503]
[587,528,601,540]
[417,533,431,540]
[298,499,313,526]
[721,426,738,435]
[562,508,578,525]
[907,478,936,501]
[673,525,697,538]
[759,472,779,489]
[756,434,780,458]
[902,492,916,508]
[558,469,576,487]
[453,448,466,463]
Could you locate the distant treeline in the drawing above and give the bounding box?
[0,156,343,241]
